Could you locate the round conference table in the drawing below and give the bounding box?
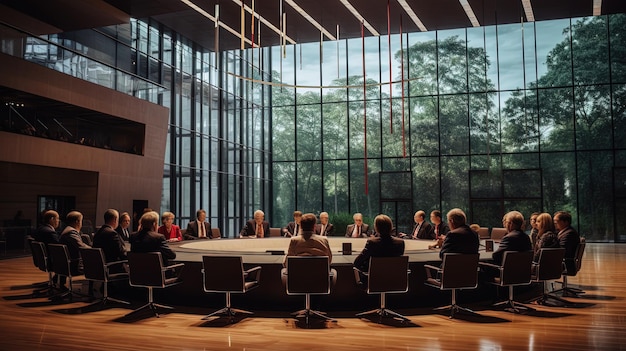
[152,237,505,312]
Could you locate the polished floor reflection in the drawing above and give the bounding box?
[0,244,624,351]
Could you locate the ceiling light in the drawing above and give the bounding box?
[593,0,602,16]
[459,0,480,27]
[521,0,535,22]
[338,0,380,36]
[396,0,427,32]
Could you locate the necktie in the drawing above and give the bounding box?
[321,225,325,236]
[124,228,129,239]
[294,224,299,236]
[257,224,264,237]
[199,221,205,237]
[353,225,360,238]
[413,223,421,238]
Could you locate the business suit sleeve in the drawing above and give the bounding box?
[239,221,252,237]
[492,235,509,265]
[184,222,196,240]
[345,225,352,238]
[159,237,176,260]
[326,224,335,236]
[353,240,372,271]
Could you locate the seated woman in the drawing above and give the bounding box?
[533,212,560,262]
[158,211,183,242]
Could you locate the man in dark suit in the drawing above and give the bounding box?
[130,211,176,266]
[401,210,434,239]
[93,209,127,268]
[492,211,532,265]
[115,212,131,242]
[59,211,90,286]
[439,208,479,259]
[184,209,213,240]
[281,210,302,237]
[316,212,335,236]
[353,214,405,274]
[345,213,370,238]
[239,210,271,238]
[33,210,60,245]
[430,210,450,240]
[554,210,581,273]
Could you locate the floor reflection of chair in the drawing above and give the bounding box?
[552,237,586,297]
[126,252,184,318]
[480,250,533,313]
[285,256,335,325]
[48,243,86,301]
[201,256,261,322]
[424,253,480,318]
[29,241,58,296]
[526,248,569,306]
[354,256,411,323]
[80,247,130,306]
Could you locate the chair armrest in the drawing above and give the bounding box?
[352,267,366,285]
[423,264,441,280]
[244,266,262,281]
[105,259,128,267]
[479,261,500,269]
[163,262,185,277]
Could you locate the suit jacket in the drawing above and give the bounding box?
[33,224,59,246]
[316,223,335,236]
[345,224,370,238]
[439,225,480,260]
[59,226,90,275]
[433,222,450,238]
[115,226,131,242]
[130,229,176,266]
[240,220,271,238]
[353,236,405,272]
[492,229,532,265]
[93,224,127,264]
[283,232,333,266]
[281,222,301,237]
[410,221,435,240]
[185,220,213,240]
[558,226,581,273]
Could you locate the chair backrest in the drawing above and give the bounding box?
[202,256,245,292]
[48,243,71,277]
[286,256,330,295]
[477,227,490,239]
[490,227,507,241]
[80,233,93,246]
[367,256,409,294]
[269,228,282,237]
[80,247,107,281]
[440,253,480,290]
[127,252,165,287]
[30,240,48,273]
[574,237,586,273]
[211,228,221,239]
[500,250,533,286]
[535,248,566,281]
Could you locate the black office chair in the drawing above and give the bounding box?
[480,250,534,313]
[201,256,261,321]
[526,248,568,305]
[126,252,184,318]
[80,247,130,306]
[47,243,86,301]
[29,240,57,296]
[354,256,411,323]
[285,256,335,325]
[424,253,480,318]
[553,237,586,297]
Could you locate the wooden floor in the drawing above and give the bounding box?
[1,244,625,351]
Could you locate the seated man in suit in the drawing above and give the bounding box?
[316,212,335,236]
[239,210,271,238]
[130,211,176,266]
[400,210,434,240]
[281,210,303,237]
[281,213,336,285]
[345,213,370,238]
[491,211,532,265]
[353,214,405,286]
[93,209,127,271]
[184,209,213,240]
[115,212,132,242]
[58,211,91,287]
[554,210,581,273]
[439,208,479,260]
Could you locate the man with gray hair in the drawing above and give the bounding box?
[491,210,532,265]
[439,208,479,259]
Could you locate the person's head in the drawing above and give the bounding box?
[320,212,329,225]
[119,212,131,229]
[529,212,540,230]
[293,211,303,224]
[502,211,524,231]
[430,210,443,225]
[374,214,393,237]
[43,210,60,229]
[446,208,466,230]
[104,209,119,228]
[300,213,317,232]
[140,211,159,231]
[162,211,175,227]
[254,210,265,224]
[66,211,83,231]
[553,211,572,231]
[469,223,480,232]
[353,213,363,225]
[196,209,207,222]
[535,213,555,235]
[414,210,426,224]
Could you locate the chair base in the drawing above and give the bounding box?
[492,299,535,314]
[202,306,253,320]
[292,308,336,325]
[551,287,584,298]
[356,308,410,323]
[434,304,476,319]
[125,302,174,318]
[527,293,572,307]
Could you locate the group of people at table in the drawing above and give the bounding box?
[31,206,579,292]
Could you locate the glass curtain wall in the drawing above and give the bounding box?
[270,14,626,242]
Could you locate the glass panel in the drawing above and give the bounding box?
[609,14,626,84]
[536,19,572,88]
[577,151,613,241]
[502,89,539,152]
[406,31,437,96]
[411,157,441,212]
[541,152,577,213]
[439,94,469,155]
[572,16,609,85]
[272,106,295,161]
[297,161,322,213]
[539,88,574,151]
[441,155,469,210]
[575,84,612,150]
[272,162,295,227]
[613,84,626,148]
[437,28,467,94]
[497,23,525,90]
[470,92,499,154]
[409,96,439,156]
[466,26,487,93]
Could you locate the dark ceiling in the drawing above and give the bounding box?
[1,0,625,51]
